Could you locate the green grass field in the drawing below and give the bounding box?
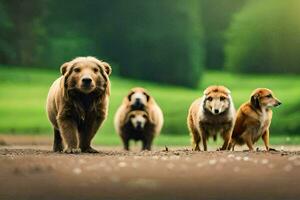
[0,66,299,146]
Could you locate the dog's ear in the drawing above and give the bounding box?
[124,112,133,123]
[60,62,70,75]
[143,91,150,102]
[127,91,134,101]
[146,110,155,124]
[223,88,231,95]
[251,93,260,108]
[203,87,211,96]
[101,62,112,76]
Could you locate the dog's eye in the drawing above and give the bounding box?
[207,97,213,101]
[220,96,226,101]
[93,68,99,73]
[266,94,272,98]
[142,114,147,118]
[74,68,80,73]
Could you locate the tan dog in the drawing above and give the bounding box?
[114,87,163,150]
[229,88,281,151]
[187,86,235,151]
[115,110,158,150]
[46,57,111,153]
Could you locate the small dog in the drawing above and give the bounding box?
[114,88,163,150]
[229,88,281,151]
[127,87,150,110]
[46,57,111,153]
[187,86,235,151]
[115,110,157,151]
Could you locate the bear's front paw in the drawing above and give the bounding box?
[82,147,99,153]
[64,148,81,154]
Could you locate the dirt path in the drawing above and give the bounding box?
[0,145,299,200]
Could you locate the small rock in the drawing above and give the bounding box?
[118,162,127,168]
[73,168,82,175]
[233,166,240,172]
[235,156,242,161]
[166,163,175,170]
[284,164,293,172]
[208,159,217,165]
[261,159,269,165]
[196,163,204,168]
[227,154,234,158]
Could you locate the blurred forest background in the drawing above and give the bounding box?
[0,0,299,145]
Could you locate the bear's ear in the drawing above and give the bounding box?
[101,62,112,76]
[60,62,70,75]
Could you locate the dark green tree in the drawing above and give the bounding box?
[0,1,13,63]
[102,0,204,88]
[225,0,300,73]
[1,0,49,66]
[200,0,246,70]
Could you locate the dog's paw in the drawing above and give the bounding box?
[82,147,99,153]
[217,147,227,151]
[268,148,278,152]
[64,148,81,154]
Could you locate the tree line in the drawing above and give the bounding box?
[0,0,299,87]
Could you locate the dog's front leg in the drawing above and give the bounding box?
[262,129,277,151]
[220,128,233,150]
[200,128,208,151]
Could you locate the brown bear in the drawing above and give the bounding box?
[114,87,163,150]
[46,56,111,153]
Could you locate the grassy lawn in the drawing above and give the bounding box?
[0,66,299,145]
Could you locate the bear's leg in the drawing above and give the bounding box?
[57,118,81,154]
[80,116,103,153]
[53,128,63,152]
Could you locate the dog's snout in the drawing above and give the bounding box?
[276,101,282,106]
[214,109,219,114]
[136,98,141,103]
[82,77,92,85]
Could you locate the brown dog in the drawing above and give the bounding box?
[229,88,281,151]
[187,86,235,151]
[115,110,157,150]
[114,87,163,150]
[46,57,111,153]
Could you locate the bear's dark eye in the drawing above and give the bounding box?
[220,96,226,101]
[130,115,135,118]
[93,68,99,73]
[74,68,80,73]
[207,97,213,101]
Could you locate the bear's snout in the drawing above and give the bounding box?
[82,76,92,86]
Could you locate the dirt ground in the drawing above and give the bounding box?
[0,136,299,200]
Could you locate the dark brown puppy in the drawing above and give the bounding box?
[229,88,281,151]
[116,110,156,151]
[46,57,111,153]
